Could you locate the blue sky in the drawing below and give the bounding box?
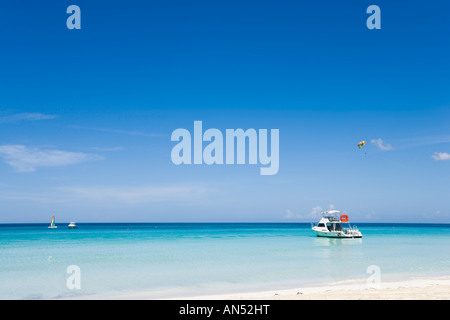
[0,0,449,223]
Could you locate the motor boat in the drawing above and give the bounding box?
[311,210,362,238]
[68,221,77,229]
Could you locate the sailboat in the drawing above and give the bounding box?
[48,215,57,229]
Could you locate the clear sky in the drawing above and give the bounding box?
[0,0,449,223]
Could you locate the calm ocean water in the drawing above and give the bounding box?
[1,223,450,299]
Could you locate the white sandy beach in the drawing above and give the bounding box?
[84,275,450,300]
[172,276,450,300]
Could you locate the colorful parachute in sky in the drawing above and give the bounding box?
[357,141,366,149]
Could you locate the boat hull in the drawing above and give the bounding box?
[314,231,362,238]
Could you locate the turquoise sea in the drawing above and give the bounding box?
[1,223,450,299]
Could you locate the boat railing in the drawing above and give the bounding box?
[342,223,358,232]
[344,225,360,233]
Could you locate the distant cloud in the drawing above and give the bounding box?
[284,205,334,221]
[0,145,103,172]
[380,135,450,151]
[69,125,165,137]
[88,146,124,152]
[0,184,213,206]
[58,185,212,205]
[431,152,450,161]
[421,210,450,220]
[370,138,393,151]
[311,205,326,218]
[399,135,450,149]
[284,209,299,219]
[0,113,58,123]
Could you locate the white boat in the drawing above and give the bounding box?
[48,215,57,229]
[68,221,77,229]
[311,210,362,238]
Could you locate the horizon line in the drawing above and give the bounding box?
[1,221,450,225]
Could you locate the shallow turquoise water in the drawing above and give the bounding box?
[1,223,449,299]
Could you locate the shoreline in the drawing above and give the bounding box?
[81,275,450,300]
[168,275,450,300]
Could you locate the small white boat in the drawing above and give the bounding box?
[311,210,362,238]
[68,221,77,229]
[48,215,57,229]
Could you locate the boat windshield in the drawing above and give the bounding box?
[326,223,343,231]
